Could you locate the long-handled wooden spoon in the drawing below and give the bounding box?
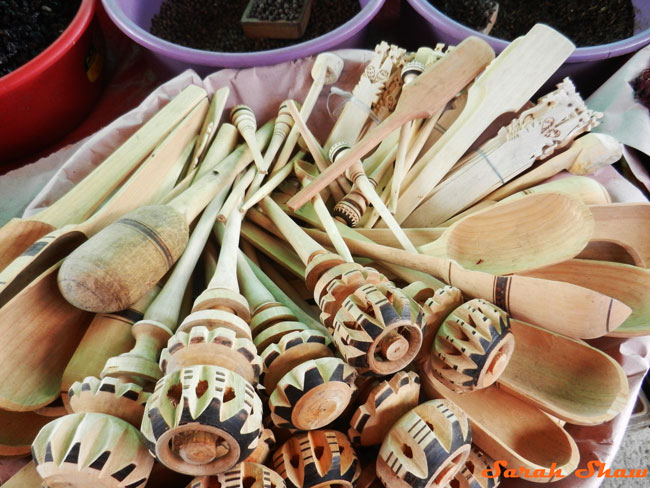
[286,36,495,211]
[417,192,594,274]
[0,85,207,272]
[521,259,650,337]
[304,229,631,339]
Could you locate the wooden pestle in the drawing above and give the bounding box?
[245,101,294,199]
[287,36,495,211]
[0,85,207,272]
[57,121,274,313]
[0,98,209,309]
[304,228,631,339]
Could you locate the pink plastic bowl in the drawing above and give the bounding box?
[0,0,105,164]
[101,0,385,76]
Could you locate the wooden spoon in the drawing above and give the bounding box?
[420,362,580,481]
[521,259,650,337]
[304,229,631,339]
[286,36,496,210]
[498,319,628,425]
[0,85,207,273]
[588,203,650,268]
[417,192,594,275]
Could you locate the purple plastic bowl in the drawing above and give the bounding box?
[102,0,385,76]
[404,0,650,95]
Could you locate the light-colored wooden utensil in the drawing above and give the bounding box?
[304,229,631,339]
[57,121,273,313]
[187,462,285,488]
[0,85,207,273]
[394,24,575,223]
[0,99,209,309]
[589,202,650,268]
[420,362,580,481]
[286,36,495,211]
[231,104,268,173]
[417,192,594,275]
[498,318,628,424]
[521,259,650,337]
[188,86,230,173]
[377,399,472,488]
[484,133,622,202]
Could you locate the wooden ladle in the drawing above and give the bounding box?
[498,319,628,425]
[417,192,594,275]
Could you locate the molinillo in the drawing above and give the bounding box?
[57,120,274,313]
[142,205,263,476]
[31,183,231,487]
[259,196,424,375]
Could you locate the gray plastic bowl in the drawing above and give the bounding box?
[102,0,385,76]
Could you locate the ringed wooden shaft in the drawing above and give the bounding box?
[484,133,622,202]
[218,166,256,222]
[294,160,354,263]
[389,61,425,212]
[259,197,326,266]
[231,105,267,173]
[207,207,244,293]
[246,100,294,198]
[395,25,575,223]
[287,37,495,210]
[272,52,344,175]
[330,142,417,253]
[286,100,347,201]
[305,228,631,339]
[240,152,304,213]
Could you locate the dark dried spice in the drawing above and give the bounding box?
[0,0,81,77]
[631,68,650,110]
[150,0,361,53]
[430,0,635,47]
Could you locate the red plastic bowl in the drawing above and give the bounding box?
[0,0,105,163]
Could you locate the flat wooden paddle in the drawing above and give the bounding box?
[394,24,575,223]
[286,36,495,211]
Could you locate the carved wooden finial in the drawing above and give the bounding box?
[273,430,361,488]
[430,299,514,392]
[269,357,357,430]
[68,376,149,427]
[142,365,263,476]
[402,281,464,365]
[348,371,420,446]
[328,281,424,375]
[186,462,285,488]
[231,104,267,174]
[160,326,262,385]
[377,399,472,488]
[33,412,154,488]
[452,446,502,488]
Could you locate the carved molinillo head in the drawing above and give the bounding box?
[58,205,188,313]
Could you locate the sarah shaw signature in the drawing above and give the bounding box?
[483,460,649,480]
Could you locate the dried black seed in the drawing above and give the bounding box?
[150,0,361,53]
[0,0,81,77]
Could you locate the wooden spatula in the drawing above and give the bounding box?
[286,36,495,211]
